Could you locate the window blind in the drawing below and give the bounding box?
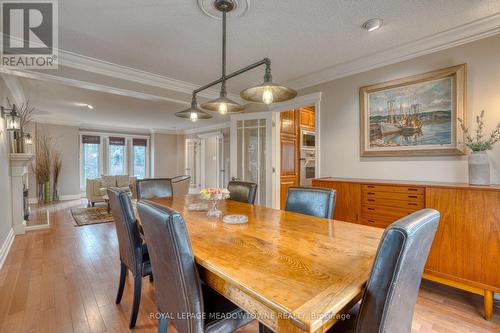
[82,135,100,144]
[109,137,125,146]
[132,138,147,147]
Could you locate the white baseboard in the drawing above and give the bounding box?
[0,228,15,271]
[59,194,82,201]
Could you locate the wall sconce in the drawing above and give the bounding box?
[1,105,21,131]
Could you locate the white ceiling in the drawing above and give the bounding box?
[17,77,230,132]
[58,0,500,91]
[3,0,500,131]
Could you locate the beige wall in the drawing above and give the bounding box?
[28,122,81,199]
[151,133,180,178]
[0,79,13,251]
[301,34,500,184]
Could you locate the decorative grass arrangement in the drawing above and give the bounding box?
[32,134,52,203]
[458,110,500,152]
[52,151,62,201]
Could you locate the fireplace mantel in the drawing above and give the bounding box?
[10,153,34,234]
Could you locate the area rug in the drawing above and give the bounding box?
[71,206,114,226]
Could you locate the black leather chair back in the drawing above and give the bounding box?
[137,200,204,333]
[285,187,336,219]
[355,209,440,333]
[107,188,144,275]
[136,178,173,200]
[227,180,257,204]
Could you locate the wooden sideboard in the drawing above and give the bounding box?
[312,177,500,320]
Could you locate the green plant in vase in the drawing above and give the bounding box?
[458,110,500,185]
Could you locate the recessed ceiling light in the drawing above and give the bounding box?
[86,104,94,110]
[362,18,383,32]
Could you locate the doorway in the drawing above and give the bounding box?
[199,132,225,189]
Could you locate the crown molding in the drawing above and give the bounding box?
[58,49,243,102]
[0,67,191,106]
[150,128,180,135]
[286,13,500,90]
[182,122,230,135]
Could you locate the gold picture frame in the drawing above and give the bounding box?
[360,64,467,156]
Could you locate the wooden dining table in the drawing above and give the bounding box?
[144,196,384,333]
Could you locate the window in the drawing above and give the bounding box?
[108,137,126,176]
[82,135,100,187]
[80,133,149,189]
[132,138,147,179]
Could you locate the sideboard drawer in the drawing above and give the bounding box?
[362,196,425,209]
[362,184,424,195]
[361,216,393,229]
[362,191,424,202]
[361,205,417,219]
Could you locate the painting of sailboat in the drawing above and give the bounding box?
[360,65,466,156]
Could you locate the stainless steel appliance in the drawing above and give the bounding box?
[300,129,316,149]
[300,149,316,186]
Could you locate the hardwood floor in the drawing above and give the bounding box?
[0,200,498,333]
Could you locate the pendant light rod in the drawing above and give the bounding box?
[193,57,271,96]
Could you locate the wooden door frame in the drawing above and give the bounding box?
[269,92,322,209]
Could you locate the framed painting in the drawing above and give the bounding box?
[360,64,466,156]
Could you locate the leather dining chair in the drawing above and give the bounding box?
[285,187,336,219]
[107,188,153,329]
[227,180,258,204]
[328,209,440,333]
[171,175,191,197]
[136,200,253,333]
[136,178,173,200]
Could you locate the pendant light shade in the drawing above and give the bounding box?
[175,98,212,122]
[240,81,297,104]
[201,95,244,114]
[175,0,297,121]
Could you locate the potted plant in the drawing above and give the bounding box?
[458,111,500,185]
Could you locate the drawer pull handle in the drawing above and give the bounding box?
[408,203,417,206]
[367,185,375,188]
[408,195,418,199]
[368,199,375,202]
[408,188,418,191]
[368,220,375,223]
[367,207,375,211]
[367,192,375,195]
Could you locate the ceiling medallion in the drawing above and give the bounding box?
[197,0,250,20]
[177,0,297,122]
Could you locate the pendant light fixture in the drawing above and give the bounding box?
[176,0,297,121]
[201,7,244,114]
[175,95,212,122]
[240,62,298,104]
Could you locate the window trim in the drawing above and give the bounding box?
[80,131,150,190]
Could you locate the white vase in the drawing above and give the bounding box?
[468,151,490,185]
